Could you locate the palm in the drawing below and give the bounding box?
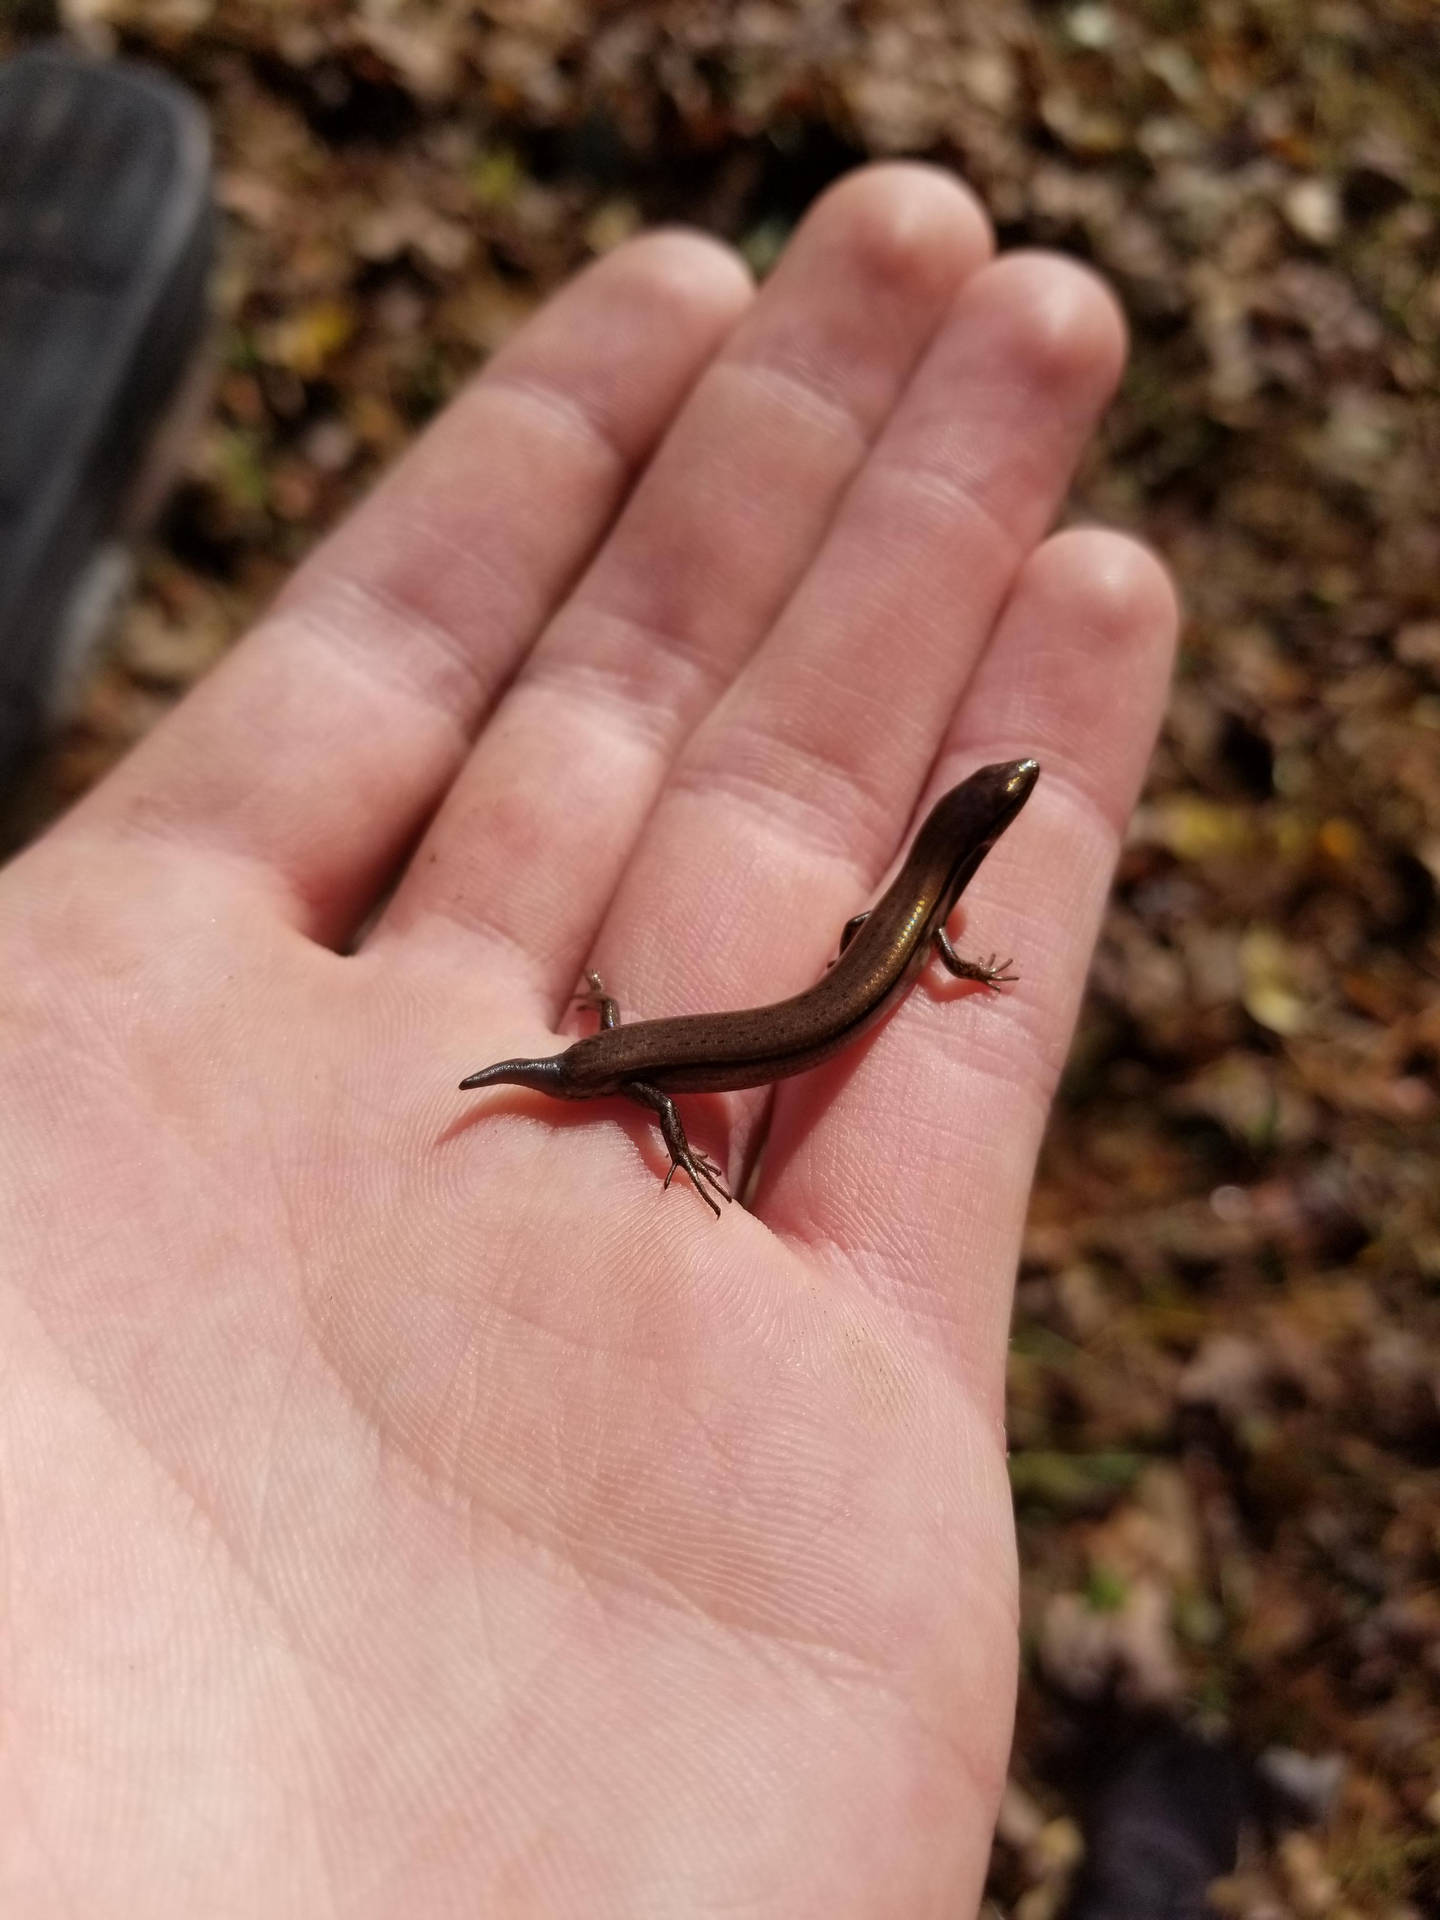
[0,166,1174,1916]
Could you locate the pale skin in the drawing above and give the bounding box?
[0,166,1177,1916]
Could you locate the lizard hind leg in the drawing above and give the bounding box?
[622,1081,733,1219]
[932,931,1017,990]
[574,969,621,1031]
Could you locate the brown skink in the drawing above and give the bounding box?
[459,756,1039,1216]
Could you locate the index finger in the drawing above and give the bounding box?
[49,235,753,944]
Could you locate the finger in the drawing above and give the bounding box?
[367,166,993,993]
[585,255,1124,1049]
[56,235,753,942]
[758,530,1180,1411]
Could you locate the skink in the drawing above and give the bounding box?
[459,756,1039,1216]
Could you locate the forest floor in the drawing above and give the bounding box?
[4,4,1438,1913]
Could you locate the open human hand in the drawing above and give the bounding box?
[0,165,1175,1915]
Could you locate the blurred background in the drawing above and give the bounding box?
[1,3,1436,1913]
